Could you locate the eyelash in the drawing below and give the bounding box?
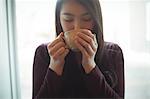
[82,18,92,21]
[64,19,73,22]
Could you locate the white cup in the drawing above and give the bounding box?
[64,29,82,52]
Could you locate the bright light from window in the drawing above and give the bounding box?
[146,2,150,41]
[16,0,56,99]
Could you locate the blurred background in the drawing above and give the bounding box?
[0,0,150,99]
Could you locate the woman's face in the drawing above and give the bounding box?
[60,0,94,32]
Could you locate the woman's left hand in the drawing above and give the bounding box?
[75,29,98,74]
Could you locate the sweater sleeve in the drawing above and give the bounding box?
[32,44,63,99]
[35,69,63,98]
[83,43,124,99]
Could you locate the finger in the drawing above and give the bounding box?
[93,34,98,49]
[49,32,64,48]
[75,40,89,57]
[53,47,65,60]
[77,32,96,51]
[59,32,65,42]
[47,39,59,49]
[61,48,70,58]
[49,42,65,56]
[76,37,94,56]
[53,48,69,60]
[80,29,95,40]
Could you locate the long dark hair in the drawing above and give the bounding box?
[55,0,104,64]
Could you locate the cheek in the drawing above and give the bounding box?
[82,21,94,30]
[63,23,73,31]
[60,20,73,32]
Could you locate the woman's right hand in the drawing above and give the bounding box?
[47,32,69,76]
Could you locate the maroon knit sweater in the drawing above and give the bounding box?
[32,42,124,99]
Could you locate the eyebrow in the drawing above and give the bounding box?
[61,12,90,17]
[62,13,74,16]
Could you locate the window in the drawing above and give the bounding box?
[102,1,150,99]
[0,0,20,99]
[0,0,12,98]
[15,0,56,99]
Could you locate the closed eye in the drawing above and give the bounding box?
[82,17,92,21]
[61,14,74,22]
[81,14,92,22]
[63,17,74,22]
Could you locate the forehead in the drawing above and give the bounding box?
[60,0,88,15]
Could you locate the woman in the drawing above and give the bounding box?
[32,0,124,98]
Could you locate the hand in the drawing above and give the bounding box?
[47,32,69,75]
[75,29,98,74]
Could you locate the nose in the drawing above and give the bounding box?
[74,19,81,29]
